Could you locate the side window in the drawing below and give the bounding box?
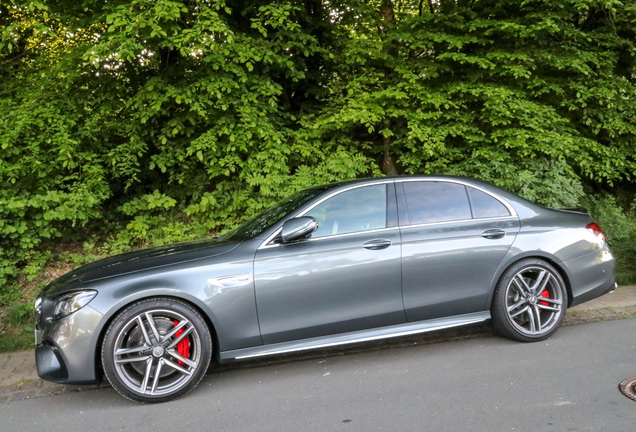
[305,185,387,238]
[401,182,471,224]
[467,187,511,218]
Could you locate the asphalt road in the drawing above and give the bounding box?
[2,318,635,432]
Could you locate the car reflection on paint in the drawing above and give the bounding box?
[34,176,616,402]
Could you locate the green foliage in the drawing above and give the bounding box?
[0,300,35,353]
[1,0,636,306]
[8,301,35,327]
[584,193,636,280]
[308,0,636,206]
[0,329,34,353]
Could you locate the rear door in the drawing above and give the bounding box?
[397,180,520,321]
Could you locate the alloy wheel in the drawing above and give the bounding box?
[102,298,212,403]
[504,266,565,337]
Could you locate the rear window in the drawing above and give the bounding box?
[402,182,472,224]
[467,187,511,218]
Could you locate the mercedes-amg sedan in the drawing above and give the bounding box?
[34,176,616,402]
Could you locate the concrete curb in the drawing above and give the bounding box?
[0,379,100,403]
[2,286,635,403]
[564,305,636,326]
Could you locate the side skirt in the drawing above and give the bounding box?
[220,311,490,362]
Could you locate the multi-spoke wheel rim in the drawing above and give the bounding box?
[112,308,202,397]
[504,266,564,337]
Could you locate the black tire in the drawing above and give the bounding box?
[491,259,567,342]
[101,298,212,403]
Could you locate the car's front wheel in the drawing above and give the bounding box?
[102,298,212,403]
[491,259,567,342]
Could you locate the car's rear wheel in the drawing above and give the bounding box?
[491,259,567,342]
[102,298,212,403]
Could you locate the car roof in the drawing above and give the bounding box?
[315,175,542,217]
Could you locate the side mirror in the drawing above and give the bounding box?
[280,217,318,243]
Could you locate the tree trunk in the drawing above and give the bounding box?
[379,0,399,176]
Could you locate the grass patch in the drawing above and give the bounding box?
[0,327,34,353]
[0,300,36,353]
[616,271,636,286]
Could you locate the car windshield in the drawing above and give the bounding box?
[224,186,330,240]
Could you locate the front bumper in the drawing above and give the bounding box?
[34,305,104,384]
[35,343,69,382]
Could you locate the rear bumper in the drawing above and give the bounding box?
[565,244,616,308]
[570,279,617,308]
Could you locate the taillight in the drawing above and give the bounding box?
[586,222,606,242]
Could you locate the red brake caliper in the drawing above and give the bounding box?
[174,321,191,366]
[540,290,550,306]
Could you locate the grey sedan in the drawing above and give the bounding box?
[34,176,616,402]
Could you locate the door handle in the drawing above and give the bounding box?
[363,239,392,250]
[481,229,506,239]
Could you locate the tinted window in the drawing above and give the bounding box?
[306,185,387,238]
[467,187,511,218]
[402,182,471,224]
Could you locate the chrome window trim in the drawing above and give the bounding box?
[257,178,518,250]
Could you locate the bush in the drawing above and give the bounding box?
[584,194,636,283]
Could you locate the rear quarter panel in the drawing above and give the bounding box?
[491,205,615,307]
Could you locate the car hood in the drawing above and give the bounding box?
[42,237,241,296]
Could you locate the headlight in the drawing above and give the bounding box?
[34,297,43,321]
[53,291,97,320]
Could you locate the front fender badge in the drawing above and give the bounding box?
[207,274,252,288]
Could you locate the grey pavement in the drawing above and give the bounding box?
[2,285,635,403]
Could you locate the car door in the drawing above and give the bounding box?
[253,182,405,344]
[397,180,520,322]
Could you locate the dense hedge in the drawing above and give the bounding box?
[1,0,635,303]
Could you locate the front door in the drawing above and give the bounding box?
[253,183,405,344]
